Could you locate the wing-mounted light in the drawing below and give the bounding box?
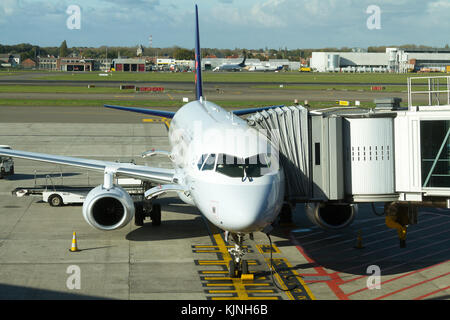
[142,149,171,159]
[144,184,188,200]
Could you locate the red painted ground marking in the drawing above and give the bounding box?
[291,233,350,300]
[374,272,450,300]
[413,285,450,300]
[347,259,450,296]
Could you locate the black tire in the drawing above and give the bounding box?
[134,202,144,226]
[279,203,293,224]
[48,194,63,207]
[151,203,161,226]
[241,260,249,275]
[228,260,236,278]
[10,166,14,175]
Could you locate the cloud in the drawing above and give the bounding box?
[1,0,449,49]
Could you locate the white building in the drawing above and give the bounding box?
[310,48,450,73]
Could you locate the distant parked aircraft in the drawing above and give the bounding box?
[213,54,247,72]
[247,64,283,72]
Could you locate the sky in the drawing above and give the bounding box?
[1,0,450,49]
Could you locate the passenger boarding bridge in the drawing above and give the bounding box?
[247,76,450,247]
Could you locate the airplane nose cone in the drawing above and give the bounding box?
[201,174,284,233]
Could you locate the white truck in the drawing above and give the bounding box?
[42,178,143,207]
[0,145,14,179]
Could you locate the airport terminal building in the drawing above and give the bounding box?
[311,48,450,73]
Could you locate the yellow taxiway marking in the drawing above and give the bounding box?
[208,290,274,294]
[211,297,279,301]
[266,258,316,300]
[142,117,170,129]
[204,276,268,281]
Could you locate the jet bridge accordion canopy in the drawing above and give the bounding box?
[246,106,310,200]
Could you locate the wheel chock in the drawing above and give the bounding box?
[241,273,254,281]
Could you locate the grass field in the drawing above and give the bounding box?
[252,84,409,92]
[31,70,449,84]
[0,70,435,108]
[0,85,125,94]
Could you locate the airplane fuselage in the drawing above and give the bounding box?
[167,100,285,233]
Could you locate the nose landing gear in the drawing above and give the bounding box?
[227,233,251,278]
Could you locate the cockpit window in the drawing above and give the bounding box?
[198,153,217,171]
[216,153,270,178]
[202,153,216,171]
[197,154,208,170]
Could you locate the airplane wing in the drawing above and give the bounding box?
[232,105,285,116]
[104,104,175,119]
[0,148,174,184]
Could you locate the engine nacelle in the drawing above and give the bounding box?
[306,202,357,230]
[82,185,135,231]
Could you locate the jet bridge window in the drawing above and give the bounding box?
[215,153,270,178]
[421,120,450,188]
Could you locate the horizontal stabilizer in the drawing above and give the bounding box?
[232,105,285,116]
[104,104,175,119]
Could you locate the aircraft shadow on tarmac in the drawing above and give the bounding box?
[126,197,210,241]
[0,283,107,300]
[271,208,450,276]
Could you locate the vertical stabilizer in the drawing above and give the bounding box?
[194,4,203,101]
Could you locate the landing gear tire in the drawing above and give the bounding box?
[228,260,249,278]
[134,202,144,226]
[241,260,249,275]
[279,203,293,224]
[228,260,237,278]
[150,203,161,226]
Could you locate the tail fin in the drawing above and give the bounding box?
[239,51,246,67]
[194,4,203,101]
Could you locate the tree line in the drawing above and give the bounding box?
[1,41,446,62]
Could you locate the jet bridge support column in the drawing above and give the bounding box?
[384,202,414,248]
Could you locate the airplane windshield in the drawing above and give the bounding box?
[215,153,270,179]
[197,153,216,171]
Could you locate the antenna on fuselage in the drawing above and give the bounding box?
[194,4,204,102]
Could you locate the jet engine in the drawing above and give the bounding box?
[82,185,135,231]
[306,202,357,230]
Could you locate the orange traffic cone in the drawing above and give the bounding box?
[354,230,364,249]
[69,232,80,252]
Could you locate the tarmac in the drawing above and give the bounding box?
[0,117,448,300]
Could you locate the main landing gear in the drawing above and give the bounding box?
[134,201,161,226]
[227,233,251,278]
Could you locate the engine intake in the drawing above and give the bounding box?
[306,203,357,230]
[83,185,135,230]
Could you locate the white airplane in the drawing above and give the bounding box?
[213,54,246,72]
[247,64,283,72]
[0,5,285,277]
